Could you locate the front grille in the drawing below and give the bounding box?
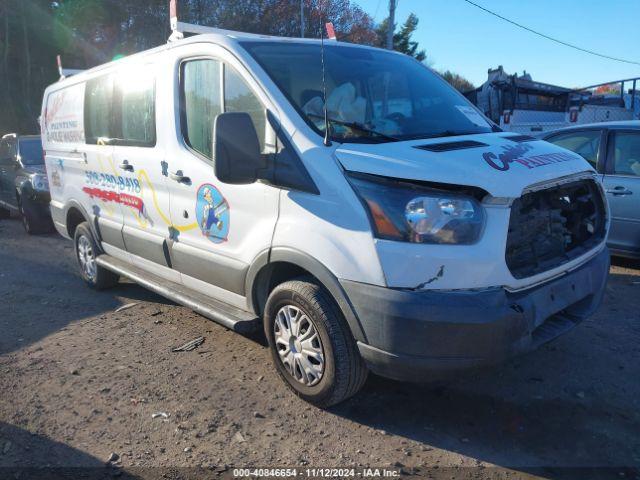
[505,178,606,279]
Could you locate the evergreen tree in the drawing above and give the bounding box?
[375,13,426,62]
[439,70,475,93]
[374,13,475,94]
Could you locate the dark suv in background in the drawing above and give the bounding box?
[0,133,53,234]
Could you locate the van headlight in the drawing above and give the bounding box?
[32,174,49,192]
[347,172,484,244]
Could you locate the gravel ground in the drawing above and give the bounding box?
[0,217,639,479]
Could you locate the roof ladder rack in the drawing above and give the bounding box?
[56,55,84,80]
[167,0,282,42]
[168,0,184,42]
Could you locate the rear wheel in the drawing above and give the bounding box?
[74,222,119,289]
[264,277,368,408]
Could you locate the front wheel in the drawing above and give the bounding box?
[74,222,119,289]
[264,277,368,407]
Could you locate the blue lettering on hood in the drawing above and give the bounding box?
[483,144,577,171]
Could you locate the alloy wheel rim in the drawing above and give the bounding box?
[273,304,325,386]
[77,235,97,281]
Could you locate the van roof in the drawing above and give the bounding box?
[49,30,388,90]
[191,30,384,49]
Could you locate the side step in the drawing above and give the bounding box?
[96,254,260,334]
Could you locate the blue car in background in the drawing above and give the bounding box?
[543,121,640,259]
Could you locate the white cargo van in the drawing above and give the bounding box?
[41,27,610,407]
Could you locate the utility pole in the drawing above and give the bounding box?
[386,0,396,50]
[300,0,305,38]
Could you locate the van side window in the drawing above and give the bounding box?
[85,75,114,144]
[224,66,267,151]
[118,71,156,147]
[181,59,223,159]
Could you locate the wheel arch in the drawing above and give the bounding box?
[246,247,368,343]
[64,200,97,240]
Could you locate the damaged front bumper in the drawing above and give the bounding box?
[341,246,609,382]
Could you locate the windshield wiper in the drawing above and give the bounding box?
[307,114,400,142]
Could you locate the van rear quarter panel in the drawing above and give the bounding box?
[42,76,132,250]
[41,81,89,236]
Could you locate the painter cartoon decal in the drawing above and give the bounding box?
[195,184,229,243]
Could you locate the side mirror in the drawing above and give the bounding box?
[213,112,266,185]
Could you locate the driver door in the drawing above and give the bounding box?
[165,47,280,308]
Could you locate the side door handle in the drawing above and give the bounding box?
[605,186,633,196]
[118,160,134,172]
[169,170,191,184]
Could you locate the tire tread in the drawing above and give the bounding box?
[267,277,368,407]
[74,222,119,290]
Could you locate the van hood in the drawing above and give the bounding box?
[335,133,593,198]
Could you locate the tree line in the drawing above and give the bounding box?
[0,0,474,135]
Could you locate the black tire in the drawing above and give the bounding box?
[0,206,10,219]
[18,195,52,235]
[264,277,368,407]
[74,222,119,290]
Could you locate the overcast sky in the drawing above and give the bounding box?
[356,0,640,89]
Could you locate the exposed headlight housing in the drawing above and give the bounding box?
[347,172,485,244]
[32,173,49,192]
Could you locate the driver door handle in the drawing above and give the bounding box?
[118,160,134,172]
[169,170,190,184]
[605,186,633,196]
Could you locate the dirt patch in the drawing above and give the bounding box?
[1,218,639,478]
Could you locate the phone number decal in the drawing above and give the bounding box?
[85,170,141,194]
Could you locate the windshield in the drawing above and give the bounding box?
[18,138,43,165]
[242,42,493,143]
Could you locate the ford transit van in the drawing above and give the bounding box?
[41,29,610,407]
